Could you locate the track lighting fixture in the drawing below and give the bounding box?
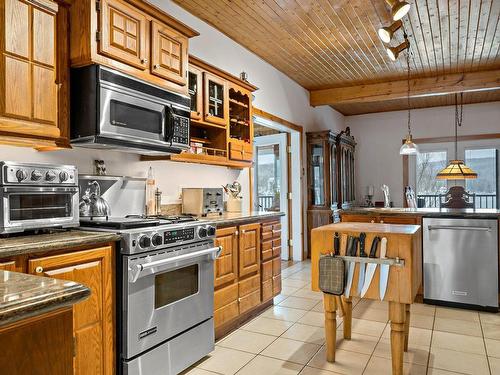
[378,20,403,43]
[385,0,411,21]
[386,38,410,61]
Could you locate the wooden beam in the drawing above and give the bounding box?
[310,69,500,106]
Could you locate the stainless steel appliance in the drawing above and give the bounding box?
[0,161,79,234]
[80,215,219,375]
[182,188,224,216]
[70,65,190,155]
[423,217,499,311]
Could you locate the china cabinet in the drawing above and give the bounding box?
[306,128,356,257]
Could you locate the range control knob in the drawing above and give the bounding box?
[31,170,43,181]
[152,233,162,246]
[45,170,56,181]
[16,169,28,182]
[198,227,208,238]
[59,171,69,182]
[207,226,216,236]
[139,235,151,248]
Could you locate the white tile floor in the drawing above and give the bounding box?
[182,261,500,374]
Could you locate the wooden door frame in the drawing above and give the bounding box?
[402,133,500,206]
[251,108,304,261]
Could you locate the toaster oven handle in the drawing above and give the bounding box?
[129,246,222,283]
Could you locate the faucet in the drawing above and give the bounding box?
[381,185,391,208]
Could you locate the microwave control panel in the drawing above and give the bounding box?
[172,116,189,145]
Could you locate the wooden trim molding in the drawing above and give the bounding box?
[251,108,305,260]
[310,69,500,106]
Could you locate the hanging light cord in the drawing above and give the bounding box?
[406,36,411,137]
[454,92,463,159]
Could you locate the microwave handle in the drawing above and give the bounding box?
[164,104,174,144]
[128,246,222,283]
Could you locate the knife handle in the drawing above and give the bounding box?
[368,236,380,258]
[380,237,388,259]
[345,236,353,256]
[359,232,367,257]
[350,237,359,256]
[334,232,340,255]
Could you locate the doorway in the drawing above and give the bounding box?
[254,134,289,260]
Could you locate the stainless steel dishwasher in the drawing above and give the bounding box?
[423,217,499,311]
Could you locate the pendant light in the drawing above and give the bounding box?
[400,46,418,155]
[436,93,478,180]
[378,20,403,43]
[385,0,411,21]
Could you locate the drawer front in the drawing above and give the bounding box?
[239,273,260,296]
[378,216,419,225]
[272,257,281,277]
[214,283,238,310]
[261,228,273,241]
[239,289,261,314]
[272,238,281,258]
[272,223,281,232]
[261,240,273,261]
[262,279,273,302]
[214,300,239,327]
[272,275,282,296]
[261,260,273,281]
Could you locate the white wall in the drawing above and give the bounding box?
[0,0,344,210]
[346,101,500,207]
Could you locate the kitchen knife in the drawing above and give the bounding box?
[379,237,389,301]
[343,236,354,284]
[344,236,358,298]
[334,232,340,256]
[360,236,380,297]
[357,232,367,295]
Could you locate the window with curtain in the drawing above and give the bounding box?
[415,151,448,208]
[465,148,498,208]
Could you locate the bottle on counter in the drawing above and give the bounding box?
[146,166,156,216]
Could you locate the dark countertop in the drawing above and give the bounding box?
[0,230,121,258]
[200,211,285,227]
[0,270,90,327]
[342,207,500,218]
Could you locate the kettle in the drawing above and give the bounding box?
[80,180,111,217]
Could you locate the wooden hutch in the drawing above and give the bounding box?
[306,128,356,257]
[143,56,258,168]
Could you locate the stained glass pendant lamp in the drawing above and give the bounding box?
[436,93,477,180]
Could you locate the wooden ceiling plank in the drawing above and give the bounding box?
[457,0,471,70]
[437,0,451,72]
[403,1,432,74]
[476,0,498,69]
[416,0,439,73]
[310,69,500,106]
[485,7,500,64]
[447,0,459,72]
[465,0,483,71]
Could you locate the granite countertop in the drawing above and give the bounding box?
[0,270,90,327]
[343,207,500,218]
[199,211,285,226]
[0,230,121,258]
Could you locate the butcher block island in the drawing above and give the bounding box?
[311,222,422,375]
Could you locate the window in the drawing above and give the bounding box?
[465,148,498,208]
[255,144,281,211]
[415,151,448,207]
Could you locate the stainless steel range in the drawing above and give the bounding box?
[80,215,220,375]
[0,161,79,234]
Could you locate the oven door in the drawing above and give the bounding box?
[0,186,79,233]
[123,241,220,358]
[99,81,168,145]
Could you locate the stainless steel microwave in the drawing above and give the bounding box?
[70,65,190,155]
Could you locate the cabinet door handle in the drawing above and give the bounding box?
[380,220,384,224]
[241,229,246,234]
[153,64,160,69]
[35,266,44,273]
[234,230,239,236]
[141,58,148,64]
[370,220,375,223]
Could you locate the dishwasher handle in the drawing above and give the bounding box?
[428,225,492,232]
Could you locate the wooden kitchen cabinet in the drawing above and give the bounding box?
[68,0,198,95]
[188,65,203,121]
[204,72,229,126]
[0,0,70,149]
[261,219,282,301]
[341,213,421,225]
[28,246,114,375]
[214,226,238,288]
[238,223,260,277]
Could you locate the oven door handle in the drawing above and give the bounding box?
[129,246,222,283]
[2,186,79,193]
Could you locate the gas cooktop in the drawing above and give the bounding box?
[80,214,197,230]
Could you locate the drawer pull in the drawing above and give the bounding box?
[272,230,280,235]
[35,266,43,273]
[234,230,239,236]
[380,220,384,224]
[370,220,375,223]
[241,229,246,234]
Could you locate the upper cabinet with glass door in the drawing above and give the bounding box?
[68,0,199,95]
[204,72,228,126]
[188,66,203,121]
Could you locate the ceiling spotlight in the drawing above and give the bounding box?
[378,20,403,43]
[386,39,410,61]
[385,0,411,21]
